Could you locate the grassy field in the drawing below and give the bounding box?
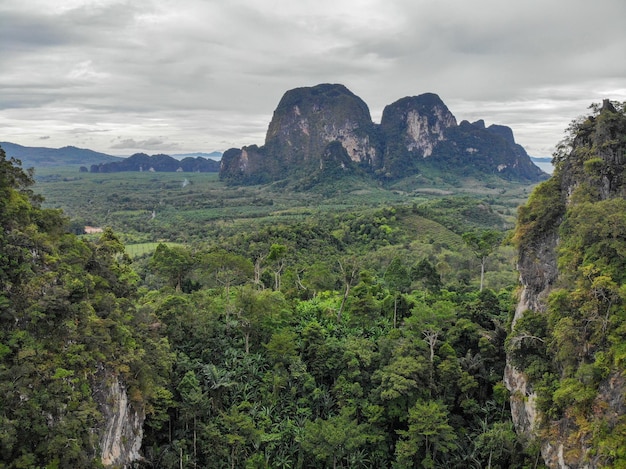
[124,242,183,258]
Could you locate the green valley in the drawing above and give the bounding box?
[0,147,540,468]
[3,98,625,469]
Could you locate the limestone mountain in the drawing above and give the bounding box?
[428,119,546,181]
[506,99,626,468]
[90,152,220,173]
[379,93,458,177]
[220,84,381,184]
[219,83,546,185]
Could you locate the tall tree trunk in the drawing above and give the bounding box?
[193,415,197,469]
[393,294,398,328]
[337,282,351,322]
[480,256,486,291]
[337,259,359,322]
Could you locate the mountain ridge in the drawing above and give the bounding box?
[219,83,547,185]
[0,141,123,168]
[89,153,220,173]
[0,142,223,172]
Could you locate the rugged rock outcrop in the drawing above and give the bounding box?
[265,83,380,167]
[379,93,457,177]
[219,83,545,185]
[506,99,626,468]
[220,84,381,183]
[95,373,145,468]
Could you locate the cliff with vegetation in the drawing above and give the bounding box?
[506,100,626,467]
[220,83,546,185]
[0,148,170,467]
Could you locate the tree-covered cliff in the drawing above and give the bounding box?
[0,148,171,468]
[506,100,626,468]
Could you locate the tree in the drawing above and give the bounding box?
[406,301,456,389]
[150,243,195,291]
[462,230,502,291]
[300,410,377,469]
[384,257,411,328]
[177,370,204,467]
[473,420,518,469]
[411,258,442,293]
[301,261,336,297]
[337,257,360,322]
[395,399,457,468]
[234,286,287,354]
[266,243,287,291]
[200,250,253,296]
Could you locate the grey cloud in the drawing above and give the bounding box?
[0,12,77,52]
[110,137,182,151]
[1,0,625,156]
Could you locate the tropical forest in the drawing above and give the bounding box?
[1,97,625,469]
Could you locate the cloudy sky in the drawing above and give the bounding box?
[1,0,625,157]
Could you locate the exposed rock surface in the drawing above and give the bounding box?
[506,99,626,468]
[219,83,546,184]
[95,373,145,468]
[265,83,380,167]
[504,228,559,459]
[380,93,457,159]
[379,93,457,177]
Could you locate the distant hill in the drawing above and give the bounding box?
[0,142,122,168]
[220,83,548,186]
[530,156,552,163]
[90,153,220,173]
[0,142,222,172]
[171,152,222,161]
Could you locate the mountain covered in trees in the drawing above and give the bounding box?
[0,147,170,467]
[0,143,222,173]
[90,152,220,173]
[0,141,122,168]
[506,99,626,468]
[219,84,546,185]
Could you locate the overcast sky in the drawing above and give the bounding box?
[1,0,625,157]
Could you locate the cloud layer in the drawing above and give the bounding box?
[2,0,625,156]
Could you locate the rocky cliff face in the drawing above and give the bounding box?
[265,84,380,167]
[380,93,457,158]
[504,227,559,462]
[95,372,145,468]
[379,93,457,177]
[220,84,381,183]
[506,100,626,468]
[219,83,545,184]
